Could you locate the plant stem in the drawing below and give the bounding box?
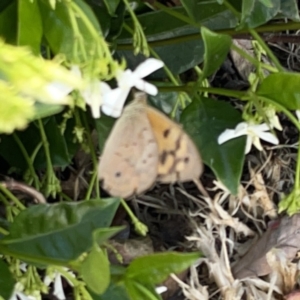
[249,29,284,71]
[231,43,278,73]
[152,1,199,27]
[295,134,300,189]
[12,133,40,189]
[80,112,100,199]
[117,22,300,50]
[85,169,98,200]
[37,119,52,181]
[158,85,246,99]
[0,184,25,210]
[0,227,8,235]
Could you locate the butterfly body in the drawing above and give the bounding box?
[98,92,203,198]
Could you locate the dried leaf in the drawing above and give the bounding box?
[233,214,300,279]
[250,169,277,218]
[267,249,298,294]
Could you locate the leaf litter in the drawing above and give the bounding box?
[133,145,300,300]
[128,39,300,298]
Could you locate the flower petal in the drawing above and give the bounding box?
[255,131,279,145]
[102,87,128,118]
[9,292,18,300]
[15,292,29,300]
[45,82,73,104]
[70,65,81,78]
[133,58,164,78]
[245,135,253,154]
[155,286,167,295]
[218,129,236,144]
[218,123,248,144]
[296,110,300,121]
[44,275,52,286]
[53,274,66,300]
[134,79,158,95]
[234,122,249,132]
[251,135,263,151]
[270,114,282,131]
[81,80,110,118]
[116,69,136,89]
[250,123,270,132]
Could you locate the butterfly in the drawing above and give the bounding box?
[98,92,204,198]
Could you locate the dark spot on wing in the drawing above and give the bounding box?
[175,136,181,150]
[115,172,121,177]
[184,157,189,163]
[160,151,167,164]
[163,128,170,138]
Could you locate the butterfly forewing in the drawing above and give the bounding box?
[98,100,158,198]
[146,106,203,183]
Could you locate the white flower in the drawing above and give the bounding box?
[44,268,74,300]
[218,122,279,154]
[101,58,164,118]
[44,82,73,104]
[265,107,282,130]
[81,80,111,118]
[155,286,167,294]
[9,283,38,300]
[70,66,112,118]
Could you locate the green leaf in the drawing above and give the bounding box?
[0,259,15,299]
[259,0,273,7]
[180,0,198,21]
[125,280,160,300]
[17,0,42,54]
[1,198,120,264]
[32,103,64,120]
[0,115,74,170]
[40,0,101,59]
[201,27,232,79]
[126,252,200,284]
[102,0,120,16]
[181,96,245,195]
[240,0,280,28]
[95,114,116,151]
[257,72,300,110]
[93,227,125,245]
[81,246,110,295]
[0,2,17,44]
[107,1,126,41]
[89,282,130,300]
[116,1,239,76]
[148,91,179,117]
[280,0,300,20]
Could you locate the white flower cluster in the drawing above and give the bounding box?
[49,58,164,119]
[10,266,74,300]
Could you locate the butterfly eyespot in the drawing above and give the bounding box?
[184,157,189,163]
[115,172,121,177]
[163,129,170,138]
